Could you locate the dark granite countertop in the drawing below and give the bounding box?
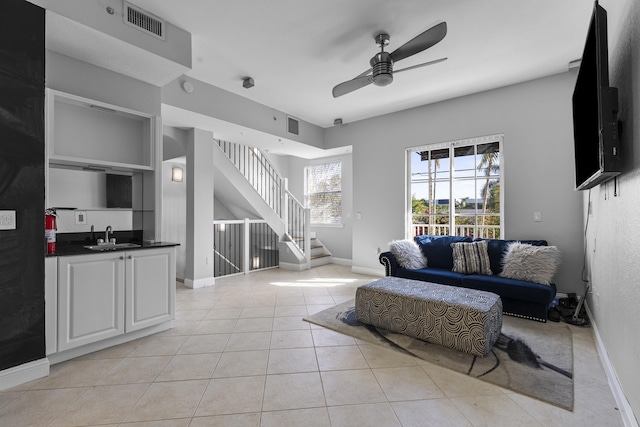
[46,231,179,257]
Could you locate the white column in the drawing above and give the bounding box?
[184,128,215,288]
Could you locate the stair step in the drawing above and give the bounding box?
[311,245,323,249]
[311,253,331,260]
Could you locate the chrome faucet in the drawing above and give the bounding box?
[105,225,112,243]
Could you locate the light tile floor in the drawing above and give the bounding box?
[0,264,626,426]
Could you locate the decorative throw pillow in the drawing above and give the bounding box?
[414,235,473,270]
[473,238,549,275]
[451,240,492,275]
[389,239,427,270]
[499,242,561,285]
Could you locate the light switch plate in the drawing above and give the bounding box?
[75,211,87,225]
[0,210,16,230]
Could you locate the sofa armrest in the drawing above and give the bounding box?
[379,251,400,276]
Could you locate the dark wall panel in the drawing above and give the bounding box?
[0,0,46,371]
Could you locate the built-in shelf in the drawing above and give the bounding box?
[46,89,156,171]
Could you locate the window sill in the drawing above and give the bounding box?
[311,223,344,229]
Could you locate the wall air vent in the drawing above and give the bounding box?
[287,116,299,136]
[124,1,165,41]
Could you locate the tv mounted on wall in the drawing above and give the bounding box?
[572,0,621,191]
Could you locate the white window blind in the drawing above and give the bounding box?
[304,161,342,224]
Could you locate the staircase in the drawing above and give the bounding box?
[214,139,331,270]
[310,237,332,267]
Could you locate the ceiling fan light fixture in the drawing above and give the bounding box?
[371,51,393,86]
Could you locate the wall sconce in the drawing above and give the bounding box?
[218,223,226,232]
[171,166,183,182]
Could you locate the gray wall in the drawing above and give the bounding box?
[286,153,354,262]
[162,76,325,150]
[162,159,186,280]
[46,51,160,116]
[586,0,640,418]
[324,72,585,296]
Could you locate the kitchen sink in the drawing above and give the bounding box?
[84,242,141,251]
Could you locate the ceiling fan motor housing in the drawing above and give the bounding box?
[370,51,393,86]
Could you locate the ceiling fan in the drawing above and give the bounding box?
[332,22,448,98]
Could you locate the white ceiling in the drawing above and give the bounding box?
[129,0,594,129]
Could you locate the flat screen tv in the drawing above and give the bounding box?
[572,1,621,191]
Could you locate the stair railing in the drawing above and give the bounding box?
[215,139,309,261]
[216,140,282,216]
[213,219,280,277]
[283,184,311,264]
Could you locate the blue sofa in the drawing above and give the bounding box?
[379,235,557,322]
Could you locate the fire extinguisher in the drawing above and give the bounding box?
[45,208,57,254]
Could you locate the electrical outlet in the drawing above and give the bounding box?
[0,210,16,230]
[75,211,87,225]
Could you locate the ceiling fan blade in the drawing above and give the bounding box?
[389,22,447,63]
[332,75,374,98]
[355,68,373,78]
[394,57,447,74]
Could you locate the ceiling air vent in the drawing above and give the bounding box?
[287,116,299,136]
[124,1,165,41]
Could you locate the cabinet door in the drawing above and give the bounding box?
[125,247,176,332]
[58,253,125,352]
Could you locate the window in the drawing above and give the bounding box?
[408,135,503,239]
[304,161,342,225]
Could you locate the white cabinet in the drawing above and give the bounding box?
[56,247,175,352]
[125,248,176,332]
[57,252,125,352]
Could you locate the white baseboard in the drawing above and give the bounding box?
[330,257,352,266]
[279,261,309,271]
[184,276,215,288]
[0,358,49,391]
[585,302,638,427]
[48,321,172,365]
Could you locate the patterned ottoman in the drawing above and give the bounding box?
[355,277,502,357]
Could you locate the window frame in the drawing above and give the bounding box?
[304,160,343,226]
[406,134,504,239]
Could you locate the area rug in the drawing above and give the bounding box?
[304,299,574,410]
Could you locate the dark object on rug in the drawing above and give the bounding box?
[494,334,572,378]
[306,299,574,410]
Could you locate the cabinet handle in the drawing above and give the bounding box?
[119,256,124,260]
[128,255,133,259]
